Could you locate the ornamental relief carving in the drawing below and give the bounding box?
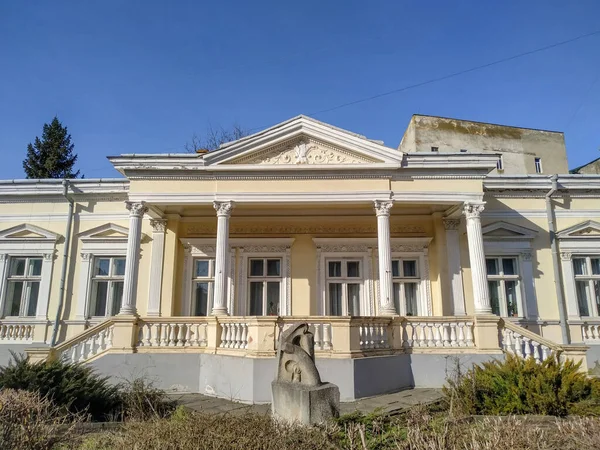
[232,138,376,165]
[186,224,425,236]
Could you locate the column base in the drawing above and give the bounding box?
[118,307,137,316]
[379,306,397,316]
[211,308,229,316]
[474,307,492,315]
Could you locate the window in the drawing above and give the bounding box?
[248,258,281,316]
[496,155,504,171]
[486,257,522,317]
[460,149,468,153]
[3,257,42,317]
[326,259,362,316]
[392,259,420,315]
[572,257,600,317]
[89,257,125,317]
[534,157,542,174]
[192,259,214,316]
[431,146,439,152]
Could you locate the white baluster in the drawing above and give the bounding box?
[176,324,185,347]
[199,324,208,347]
[523,337,532,359]
[449,324,457,347]
[144,324,152,346]
[541,345,550,360]
[313,324,322,350]
[457,323,465,347]
[219,323,227,348]
[323,324,332,350]
[465,322,474,346]
[241,324,248,349]
[382,324,389,348]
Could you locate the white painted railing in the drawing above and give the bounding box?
[0,321,36,342]
[219,322,249,349]
[309,322,333,350]
[137,321,208,347]
[500,321,558,363]
[359,321,390,350]
[582,323,600,343]
[59,323,114,363]
[403,319,474,348]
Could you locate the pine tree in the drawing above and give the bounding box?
[23,117,81,179]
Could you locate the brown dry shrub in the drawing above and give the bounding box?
[93,410,338,450]
[0,388,82,450]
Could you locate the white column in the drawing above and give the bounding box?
[76,253,92,319]
[36,253,55,319]
[560,252,580,318]
[519,252,537,319]
[147,219,167,317]
[120,201,148,315]
[443,218,466,316]
[374,200,395,315]
[463,202,491,314]
[0,254,8,316]
[212,201,234,316]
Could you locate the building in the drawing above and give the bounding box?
[571,156,600,175]
[0,115,598,403]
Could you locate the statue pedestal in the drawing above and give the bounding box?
[271,381,340,425]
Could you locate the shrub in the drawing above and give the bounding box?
[94,410,338,450]
[444,353,600,417]
[0,389,82,450]
[0,352,120,421]
[119,378,176,421]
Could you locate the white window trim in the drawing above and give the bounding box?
[190,258,215,316]
[0,224,60,321]
[233,238,293,316]
[314,238,376,316]
[76,223,131,320]
[482,222,538,320]
[247,257,284,316]
[390,255,426,316]
[485,255,525,318]
[88,256,126,318]
[325,258,365,316]
[557,221,600,321]
[181,239,220,316]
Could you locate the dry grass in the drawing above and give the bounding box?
[0,389,83,450]
[76,406,600,450]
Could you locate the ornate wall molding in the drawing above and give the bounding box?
[150,219,167,233]
[186,224,425,236]
[230,137,377,165]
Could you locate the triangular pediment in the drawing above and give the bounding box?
[204,115,403,167]
[557,220,600,239]
[482,221,537,240]
[0,224,61,242]
[78,223,130,243]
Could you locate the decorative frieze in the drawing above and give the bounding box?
[185,224,425,236]
[443,218,461,230]
[150,219,167,233]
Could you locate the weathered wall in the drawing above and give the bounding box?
[399,115,569,175]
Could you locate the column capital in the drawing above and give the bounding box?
[373,200,393,217]
[463,201,485,219]
[443,218,461,230]
[213,201,235,217]
[0,253,7,261]
[81,252,92,261]
[560,252,572,261]
[150,219,167,233]
[126,201,148,218]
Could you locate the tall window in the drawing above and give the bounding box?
[248,258,281,316]
[3,257,42,317]
[486,257,521,317]
[89,257,125,317]
[573,256,600,317]
[326,260,362,316]
[534,157,542,173]
[392,259,419,315]
[192,259,214,316]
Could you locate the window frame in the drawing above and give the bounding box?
[325,258,364,316]
[190,258,215,317]
[247,257,283,316]
[0,224,59,322]
[391,258,421,316]
[485,256,524,318]
[3,256,43,318]
[571,256,600,318]
[88,256,126,318]
[534,157,543,173]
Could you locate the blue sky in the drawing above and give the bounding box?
[0,1,599,179]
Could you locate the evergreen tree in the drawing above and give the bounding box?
[23,117,81,178]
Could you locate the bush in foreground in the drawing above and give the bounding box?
[0,389,82,450]
[119,378,176,421]
[444,353,600,417]
[0,352,120,421]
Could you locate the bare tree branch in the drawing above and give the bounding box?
[184,123,249,153]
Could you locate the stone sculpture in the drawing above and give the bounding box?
[271,323,340,425]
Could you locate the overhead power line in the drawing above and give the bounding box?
[307,29,600,117]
